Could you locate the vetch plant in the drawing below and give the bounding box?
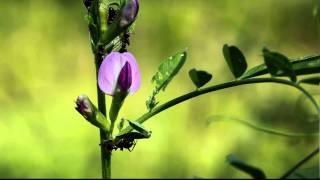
[76,0,320,178]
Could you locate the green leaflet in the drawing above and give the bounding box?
[146,49,187,111]
[262,48,296,82]
[152,49,187,91]
[115,120,151,140]
[188,68,213,89]
[223,44,247,78]
[128,120,151,138]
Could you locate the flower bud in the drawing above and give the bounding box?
[75,95,110,132]
[120,0,139,28]
[75,94,93,119]
[117,62,132,92]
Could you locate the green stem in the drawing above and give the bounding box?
[280,147,319,179]
[119,78,319,136]
[109,92,127,137]
[109,93,126,123]
[95,53,112,179]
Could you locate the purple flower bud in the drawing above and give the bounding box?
[75,95,110,131]
[120,0,139,28]
[98,52,141,96]
[117,62,132,91]
[75,94,93,119]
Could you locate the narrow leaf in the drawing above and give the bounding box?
[152,49,187,91]
[263,48,296,82]
[146,49,187,110]
[128,120,151,137]
[227,154,266,179]
[116,132,150,140]
[299,76,320,85]
[292,55,320,75]
[240,64,268,79]
[189,68,213,88]
[223,44,247,78]
[240,55,320,80]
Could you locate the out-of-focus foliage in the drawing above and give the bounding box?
[288,166,320,179]
[226,154,266,179]
[0,0,319,178]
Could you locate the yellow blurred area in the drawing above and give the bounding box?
[0,0,319,178]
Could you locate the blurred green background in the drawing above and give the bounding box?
[0,0,319,178]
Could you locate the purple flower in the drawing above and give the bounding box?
[120,0,139,28]
[98,52,141,96]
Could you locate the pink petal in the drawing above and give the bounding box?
[98,52,141,96]
[98,52,126,95]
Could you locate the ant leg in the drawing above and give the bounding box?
[129,140,137,152]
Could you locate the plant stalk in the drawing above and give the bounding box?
[95,53,112,179]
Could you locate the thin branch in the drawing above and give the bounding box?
[280,147,319,179]
[118,78,319,137]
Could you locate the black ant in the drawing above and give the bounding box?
[101,138,136,152]
[115,138,136,151]
[107,6,118,25]
[119,31,130,53]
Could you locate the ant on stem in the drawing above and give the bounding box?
[100,138,137,152]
